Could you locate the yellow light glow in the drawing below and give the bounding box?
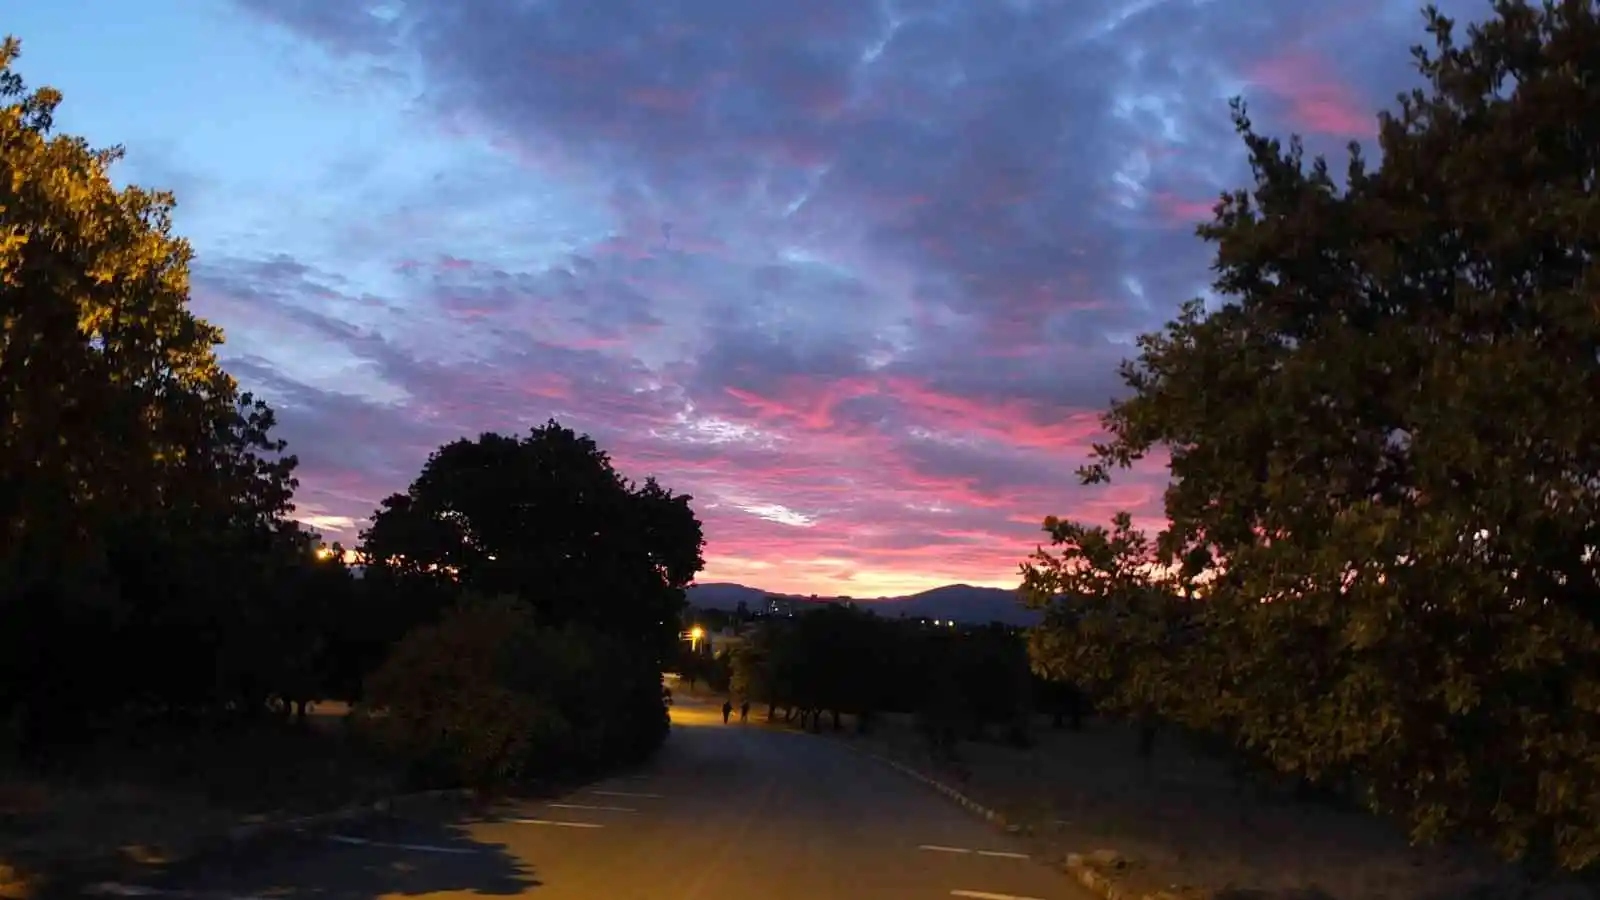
[314,547,333,560]
[690,626,705,640]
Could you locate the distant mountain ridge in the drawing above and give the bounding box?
[686,581,1040,626]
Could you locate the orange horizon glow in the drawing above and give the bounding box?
[696,555,1022,598]
[304,500,1172,597]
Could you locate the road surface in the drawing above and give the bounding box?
[90,696,1091,900]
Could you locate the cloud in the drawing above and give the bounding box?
[172,0,1492,594]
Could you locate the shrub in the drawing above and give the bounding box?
[362,595,669,789]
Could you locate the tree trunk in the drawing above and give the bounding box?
[831,710,841,731]
[1136,719,1158,758]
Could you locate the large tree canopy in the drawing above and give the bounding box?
[1073,0,1600,870]
[359,421,705,655]
[0,38,683,795]
[0,37,313,742]
[0,35,242,578]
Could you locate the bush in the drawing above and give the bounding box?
[362,595,667,790]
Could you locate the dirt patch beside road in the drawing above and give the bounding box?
[0,707,408,897]
[839,714,1573,900]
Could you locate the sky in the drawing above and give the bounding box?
[10,0,1486,597]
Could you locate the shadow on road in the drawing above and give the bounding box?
[103,815,540,898]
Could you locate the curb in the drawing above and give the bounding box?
[835,739,1177,900]
[5,787,476,899]
[218,787,477,844]
[1063,853,1181,900]
[834,740,1019,833]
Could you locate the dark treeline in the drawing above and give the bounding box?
[687,606,1085,753]
[0,40,702,788]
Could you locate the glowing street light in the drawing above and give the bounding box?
[689,625,705,653]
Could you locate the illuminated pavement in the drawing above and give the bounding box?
[90,694,1091,900]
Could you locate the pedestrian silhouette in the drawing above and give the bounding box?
[739,700,750,723]
[722,700,733,724]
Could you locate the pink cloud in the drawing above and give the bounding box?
[1150,191,1215,226]
[1249,52,1375,137]
[200,0,1424,599]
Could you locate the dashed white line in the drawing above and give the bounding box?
[919,845,1030,860]
[87,885,271,899]
[324,834,478,854]
[591,790,662,798]
[951,891,1045,900]
[507,818,605,828]
[548,802,637,812]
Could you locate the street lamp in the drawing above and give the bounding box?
[689,625,705,653]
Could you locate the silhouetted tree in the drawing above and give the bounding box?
[359,422,705,660]
[1022,513,1201,759]
[1038,1,1600,871]
[0,39,320,749]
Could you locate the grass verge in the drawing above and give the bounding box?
[832,713,1576,900]
[0,703,408,897]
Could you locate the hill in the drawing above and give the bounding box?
[685,582,1039,626]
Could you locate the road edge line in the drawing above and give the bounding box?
[830,740,1177,900]
[829,740,1016,831]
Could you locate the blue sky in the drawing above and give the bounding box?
[10,0,1486,595]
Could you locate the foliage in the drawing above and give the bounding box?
[355,423,698,781]
[0,38,693,793]
[363,597,565,788]
[1043,1,1600,872]
[359,423,706,660]
[730,604,1035,741]
[362,595,670,789]
[0,39,318,748]
[1020,513,1206,744]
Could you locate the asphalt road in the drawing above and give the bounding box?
[89,696,1091,900]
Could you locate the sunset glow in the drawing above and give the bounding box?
[11,0,1466,598]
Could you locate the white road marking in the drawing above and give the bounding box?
[325,834,478,854]
[87,885,270,900]
[507,817,605,828]
[951,892,1045,900]
[919,845,1030,860]
[591,790,662,798]
[548,802,636,812]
